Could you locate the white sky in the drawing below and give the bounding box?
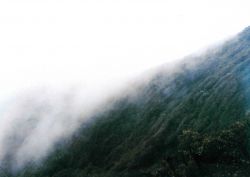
[0,0,250,100]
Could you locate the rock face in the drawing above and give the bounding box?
[10,26,250,177]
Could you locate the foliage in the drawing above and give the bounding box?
[9,27,250,177]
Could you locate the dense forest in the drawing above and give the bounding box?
[3,27,250,177]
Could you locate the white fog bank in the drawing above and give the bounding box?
[0,0,250,171]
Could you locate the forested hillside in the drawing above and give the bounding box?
[7,27,250,177]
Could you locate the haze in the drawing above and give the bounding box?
[0,0,249,100]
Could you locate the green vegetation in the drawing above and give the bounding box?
[7,27,250,177]
[163,121,250,177]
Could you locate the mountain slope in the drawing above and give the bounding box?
[11,27,250,177]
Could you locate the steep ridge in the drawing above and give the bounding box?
[10,27,250,177]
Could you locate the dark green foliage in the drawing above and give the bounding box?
[179,121,248,163]
[150,121,250,177]
[10,27,250,177]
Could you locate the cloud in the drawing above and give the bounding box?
[0,84,123,171]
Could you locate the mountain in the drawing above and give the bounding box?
[8,26,250,177]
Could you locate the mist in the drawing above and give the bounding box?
[0,86,109,170]
[0,0,250,172]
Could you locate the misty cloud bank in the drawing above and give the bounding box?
[0,69,159,172]
[0,34,234,172]
[0,85,123,171]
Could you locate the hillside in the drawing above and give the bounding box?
[8,26,250,177]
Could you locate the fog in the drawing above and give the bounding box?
[1,0,250,100]
[0,87,101,169]
[0,0,250,171]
